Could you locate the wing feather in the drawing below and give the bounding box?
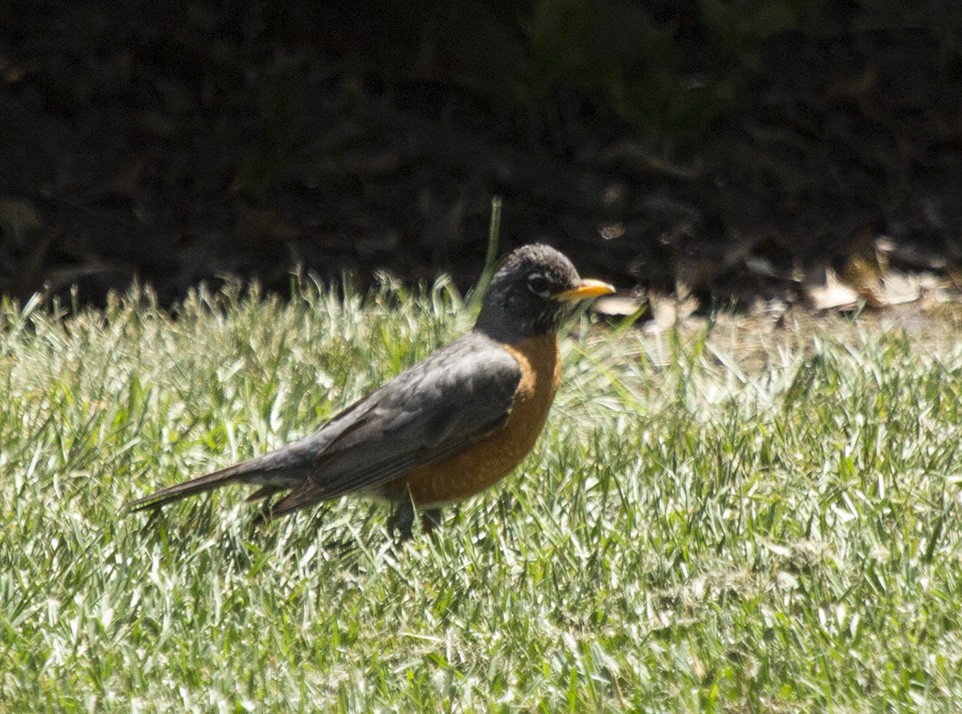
[268,332,521,516]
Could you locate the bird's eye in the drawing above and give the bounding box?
[527,274,551,297]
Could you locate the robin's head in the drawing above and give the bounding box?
[474,244,615,342]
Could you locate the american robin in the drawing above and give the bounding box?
[127,244,614,538]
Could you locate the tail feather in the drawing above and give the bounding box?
[125,462,256,512]
[126,432,334,514]
[244,484,286,503]
[126,437,323,514]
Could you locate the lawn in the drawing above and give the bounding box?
[2,279,962,712]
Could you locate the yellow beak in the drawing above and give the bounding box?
[551,278,616,301]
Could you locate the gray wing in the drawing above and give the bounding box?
[267,332,522,516]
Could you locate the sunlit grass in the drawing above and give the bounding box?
[2,279,962,711]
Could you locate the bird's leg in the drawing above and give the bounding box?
[388,502,416,542]
[420,508,443,537]
[389,504,443,541]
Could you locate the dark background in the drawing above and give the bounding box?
[1,0,960,306]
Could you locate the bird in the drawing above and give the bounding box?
[126,244,615,539]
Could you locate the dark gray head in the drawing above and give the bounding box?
[474,244,614,342]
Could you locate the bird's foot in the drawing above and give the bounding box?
[420,508,442,538]
[388,502,415,542]
[388,504,443,542]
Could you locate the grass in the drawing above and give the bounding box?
[2,277,962,712]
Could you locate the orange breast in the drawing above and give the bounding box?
[391,334,561,508]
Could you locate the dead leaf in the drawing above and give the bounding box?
[878,271,921,306]
[806,269,860,311]
[594,295,644,318]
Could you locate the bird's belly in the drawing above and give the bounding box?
[388,335,560,508]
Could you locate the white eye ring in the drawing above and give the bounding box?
[527,273,551,298]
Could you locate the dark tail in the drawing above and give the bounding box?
[125,462,259,512]
[126,437,321,513]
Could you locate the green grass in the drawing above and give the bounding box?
[2,279,962,712]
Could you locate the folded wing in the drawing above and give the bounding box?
[267,332,522,516]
